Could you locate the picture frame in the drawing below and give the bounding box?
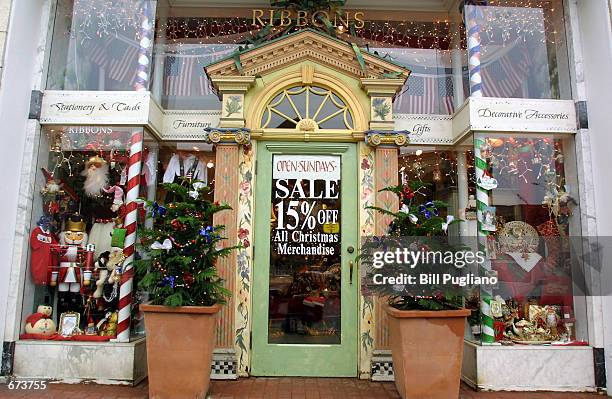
[59,311,80,337]
[480,205,497,232]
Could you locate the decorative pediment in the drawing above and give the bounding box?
[204,29,410,82]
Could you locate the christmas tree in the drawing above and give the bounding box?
[135,180,238,307]
[364,181,464,311]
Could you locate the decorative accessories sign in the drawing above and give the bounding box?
[469,97,577,133]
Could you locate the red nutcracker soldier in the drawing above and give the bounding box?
[51,215,94,314]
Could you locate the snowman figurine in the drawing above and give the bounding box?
[24,305,56,336]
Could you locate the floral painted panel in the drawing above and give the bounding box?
[358,142,376,377]
[371,97,392,122]
[223,94,244,118]
[235,141,256,376]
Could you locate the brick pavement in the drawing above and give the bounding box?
[0,379,603,398]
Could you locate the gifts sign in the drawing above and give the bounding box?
[271,155,341,256]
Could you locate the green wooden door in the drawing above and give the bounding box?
[251,142,358,377]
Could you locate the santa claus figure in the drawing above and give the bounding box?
[81,155,109,197]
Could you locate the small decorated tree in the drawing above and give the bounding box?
[368,181,472,399]
[135,181,238,307]
[364,180,463,311]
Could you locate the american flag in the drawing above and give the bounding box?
[394,75,437,114]
[85,37,114,68]
[162,48,236,97]
[439,76,455,114]
[482,46,532,98]
[108,45,139,83]
[164,56,195,97]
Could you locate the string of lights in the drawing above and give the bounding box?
[65,1,562,49]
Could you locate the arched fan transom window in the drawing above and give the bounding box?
[261,85,354,131]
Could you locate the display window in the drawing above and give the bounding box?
[130,142,217,336]
[398,147,476,234]
[464,0,571,100]
[468,133,587,346]
[21,126,155,341]
[397,137,586,347]
[47,0,157,91]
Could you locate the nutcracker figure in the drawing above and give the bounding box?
[51,215,94,314]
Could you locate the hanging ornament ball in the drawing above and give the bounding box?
[488,138,504,148]
[183,272,195,286]
[171,219,185,231]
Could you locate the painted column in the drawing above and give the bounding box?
[466,3,483,98]
[117,128,144,342]
[213,145,240,349]
[360,79,408,378]
[360,78,409,376]
[207,75,256,374]
[235,141,256,376]
[474,135,495,344]
[374,146,399,351]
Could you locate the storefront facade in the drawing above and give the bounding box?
[0,0,610,393]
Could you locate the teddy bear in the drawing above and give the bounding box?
[93,248,124,301]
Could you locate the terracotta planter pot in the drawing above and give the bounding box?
[385,305,470,399]
[142,304,221,399]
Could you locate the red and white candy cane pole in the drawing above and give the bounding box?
[117,130,144,342]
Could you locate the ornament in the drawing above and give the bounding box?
[488,138,504,148]
[159,276,176,288]
[199,226,215,243]
[401,186,415,201]
[150,202,167,218]
[442,215,455,232]
[418,201,438,219]
[81,155,109,197]
[171,219,186,231]
[151,239,173,251]
[102,185,124,212]
[477,173,498,190]
[183,272,194,286]
[98,311,118,337]
[491,298,504,319]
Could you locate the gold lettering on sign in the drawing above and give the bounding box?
[311,10,328,28]
[252,9,366,29]
[280,10,292,26]
[252,9,265,26]
[354,12,365,29]
[296,10,308,27]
